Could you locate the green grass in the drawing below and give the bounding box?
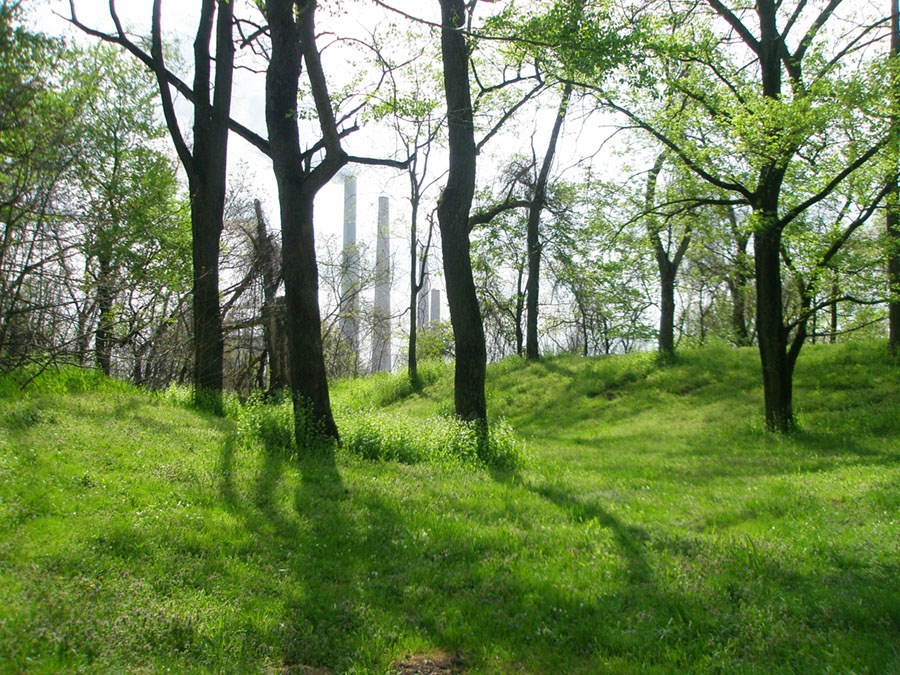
[0,342,898,673]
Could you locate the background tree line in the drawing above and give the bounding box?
[2,0,898,438]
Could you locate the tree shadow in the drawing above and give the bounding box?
[210,432,900,672]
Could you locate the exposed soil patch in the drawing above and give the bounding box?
[393,650,465,674]
[278,666,332,675]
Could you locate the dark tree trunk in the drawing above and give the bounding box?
[889,0,900,353]
[890,209,900,352]
[658,259,676,354]
[645,151,690,356]
[189,186,225,396]
[729,276,751,346]
[830,278,839,343]
[754,226,795,432]
[95,255,114,376]
[753,0,796,432]
[408,194,430,386]
[437,0,486,424]
[408,207,420,384]
[281,195,338,440]
[147,0,234,409]
[514,266,525,356]
[525,83,571,361]
[266,0,344,443]
[726,207,752,346]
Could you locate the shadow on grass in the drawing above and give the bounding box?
[208,429,900,673]
[529,481,652,585]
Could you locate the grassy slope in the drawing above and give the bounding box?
[0,342,898,673]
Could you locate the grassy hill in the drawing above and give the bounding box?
[1,342,898,673]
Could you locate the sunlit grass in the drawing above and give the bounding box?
[1,342,898,672]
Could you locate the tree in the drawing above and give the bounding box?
[525,83,573,360]
[365,29,444,385]
[889,0,900,353]
[588,0,892,431]
[472,208,528,359]
[643,151,692,356]
[0,6,89,372]
[70,46,183,377]
[263,0,343,441]
[262,0,406,443]
[71,0,237,410]
[436,0,486,424]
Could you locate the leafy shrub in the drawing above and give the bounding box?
[234,394,293,454]
[158,384,194,409]
[232,393,332,457]
[416,320,455,360]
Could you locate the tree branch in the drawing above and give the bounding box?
[777,138,888,229]
[705,0,761,54]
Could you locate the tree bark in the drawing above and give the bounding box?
[514,266,525,356]
[645,151,690,356]
[726,207,751,346]
[889,208,900,352]
[830,278,839,343]
[189,186,225,397]
[753,0,794,431]
[254,199,287,391]
[658,259,677,354]
[437,0,487,424]
[408,193,431,385]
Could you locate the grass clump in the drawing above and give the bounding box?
[0,363,135,399]
[330,359,449,411]
[339,410,526,469]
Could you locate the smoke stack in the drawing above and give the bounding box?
[340,175,359,369]
[372,196,391,372]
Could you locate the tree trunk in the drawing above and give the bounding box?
[889,0,900,353]
[95,254,114,376]
[754,2,795,432]
[658,259,676,355]
[148,0,234,409]
[408,197,422,385]
[254,199,287,391]
[729,275,751,346]
[281,201,337,439]
[727,209,752,346]
[830,278,839,343]
[266,0,342,443]
[189,186,225,400]
[754,226,795,432]
[645,151,690,357]
[890,210,900,352]
[514,266,525,356]
[525,84,572,361]
[438,0,486,424]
